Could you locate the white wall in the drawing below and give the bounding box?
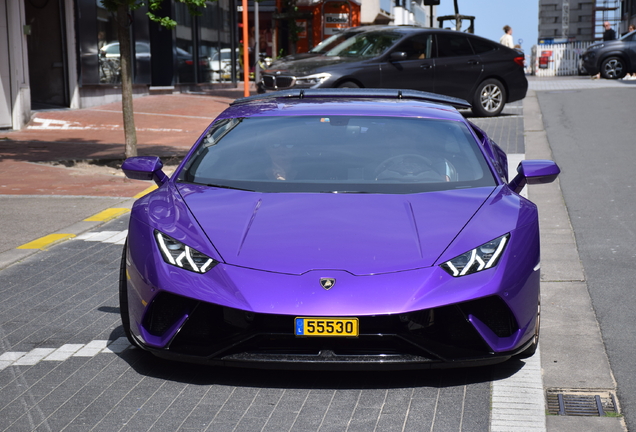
[1,0,31,130]
[0,0,13,128]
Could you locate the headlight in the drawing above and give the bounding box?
[295,73,331,86]
[441,234,509,277]
[154,230,218,273]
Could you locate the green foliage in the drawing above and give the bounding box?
[100,0,210,30]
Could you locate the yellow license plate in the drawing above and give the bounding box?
[295,317,359,337]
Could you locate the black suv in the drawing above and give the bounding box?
[260,26,527,117]
[581,30,636,79]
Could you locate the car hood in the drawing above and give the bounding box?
[178,184,496,275]
[266,55,362,76]
[587,40,622,51]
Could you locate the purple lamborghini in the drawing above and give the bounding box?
[120,89,559,369]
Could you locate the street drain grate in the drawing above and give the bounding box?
[546,389,618,416]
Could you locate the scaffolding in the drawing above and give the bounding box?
[594,0,621,40]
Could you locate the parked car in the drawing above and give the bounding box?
[581,30,636,79]
[207,48,240,82]
[260,26,528,116]
[120,88,559,369]
[99,41,151,84]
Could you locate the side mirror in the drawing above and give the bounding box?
[122,156,169,186]
[390,51,407,61]
[509,160,560,194]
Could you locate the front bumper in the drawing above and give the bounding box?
[130,291,534,370]
[581,52,599,75]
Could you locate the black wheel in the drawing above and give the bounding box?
[600,56,627,79]
[337,81,360,88]
[471,78,506,117]
[516,297,540,359]
[119,243,140,348]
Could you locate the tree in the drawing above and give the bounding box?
[100,0,207,158]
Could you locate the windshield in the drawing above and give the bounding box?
[325,32,402,57]
[179,115,495,194]
[309,30,364,53]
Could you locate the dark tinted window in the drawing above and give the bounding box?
[436,34,474,57]
[393,34,435,60]
[326,32,402,57]
[469,37,497,54]
[179,115,495,194]
[310,30,363,53]
[621,32,636,42]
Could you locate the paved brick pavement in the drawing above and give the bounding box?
[0,94,233,197]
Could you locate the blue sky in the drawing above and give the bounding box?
[435,0,539,50]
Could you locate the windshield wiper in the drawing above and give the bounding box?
[205,183,255,192]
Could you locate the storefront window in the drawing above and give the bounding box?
[175,3,195,83]
[199,0,234,82]
[97,2,121,83]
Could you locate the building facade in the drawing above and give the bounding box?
[538,0,635,43]
[1,0,436,131]
[1,0,237,131]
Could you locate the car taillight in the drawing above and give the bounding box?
[514,56,524,66]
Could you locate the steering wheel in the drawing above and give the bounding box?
[374,154,445,182]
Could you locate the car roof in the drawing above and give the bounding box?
[337,25,490,38]
[222,89,470,122]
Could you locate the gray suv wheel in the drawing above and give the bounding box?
[601,56,627,79]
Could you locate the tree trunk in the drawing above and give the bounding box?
[116,4,138,158]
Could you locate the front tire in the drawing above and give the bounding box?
[600,56,627,79]
[119,243,140,348]
[471,78,506,117]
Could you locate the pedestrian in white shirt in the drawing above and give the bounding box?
[499,25,514,48]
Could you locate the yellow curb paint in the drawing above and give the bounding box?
[18,233,76,250]
[84,208,130,222]
[133,185,158,199]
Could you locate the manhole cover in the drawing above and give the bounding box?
[546,389,619,416]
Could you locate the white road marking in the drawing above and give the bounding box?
[13,348,56,366]
[28,117,185,132]
[103,337,132,354]
[73,340,110,357]
[43,344,84,361]
[74,230,127,245]
[0,338,132,370]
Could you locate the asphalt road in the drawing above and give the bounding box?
[538,87,636,431]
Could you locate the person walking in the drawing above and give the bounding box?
[603,21,616,41]
[499,25,514,48]
[593,21,618,78]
